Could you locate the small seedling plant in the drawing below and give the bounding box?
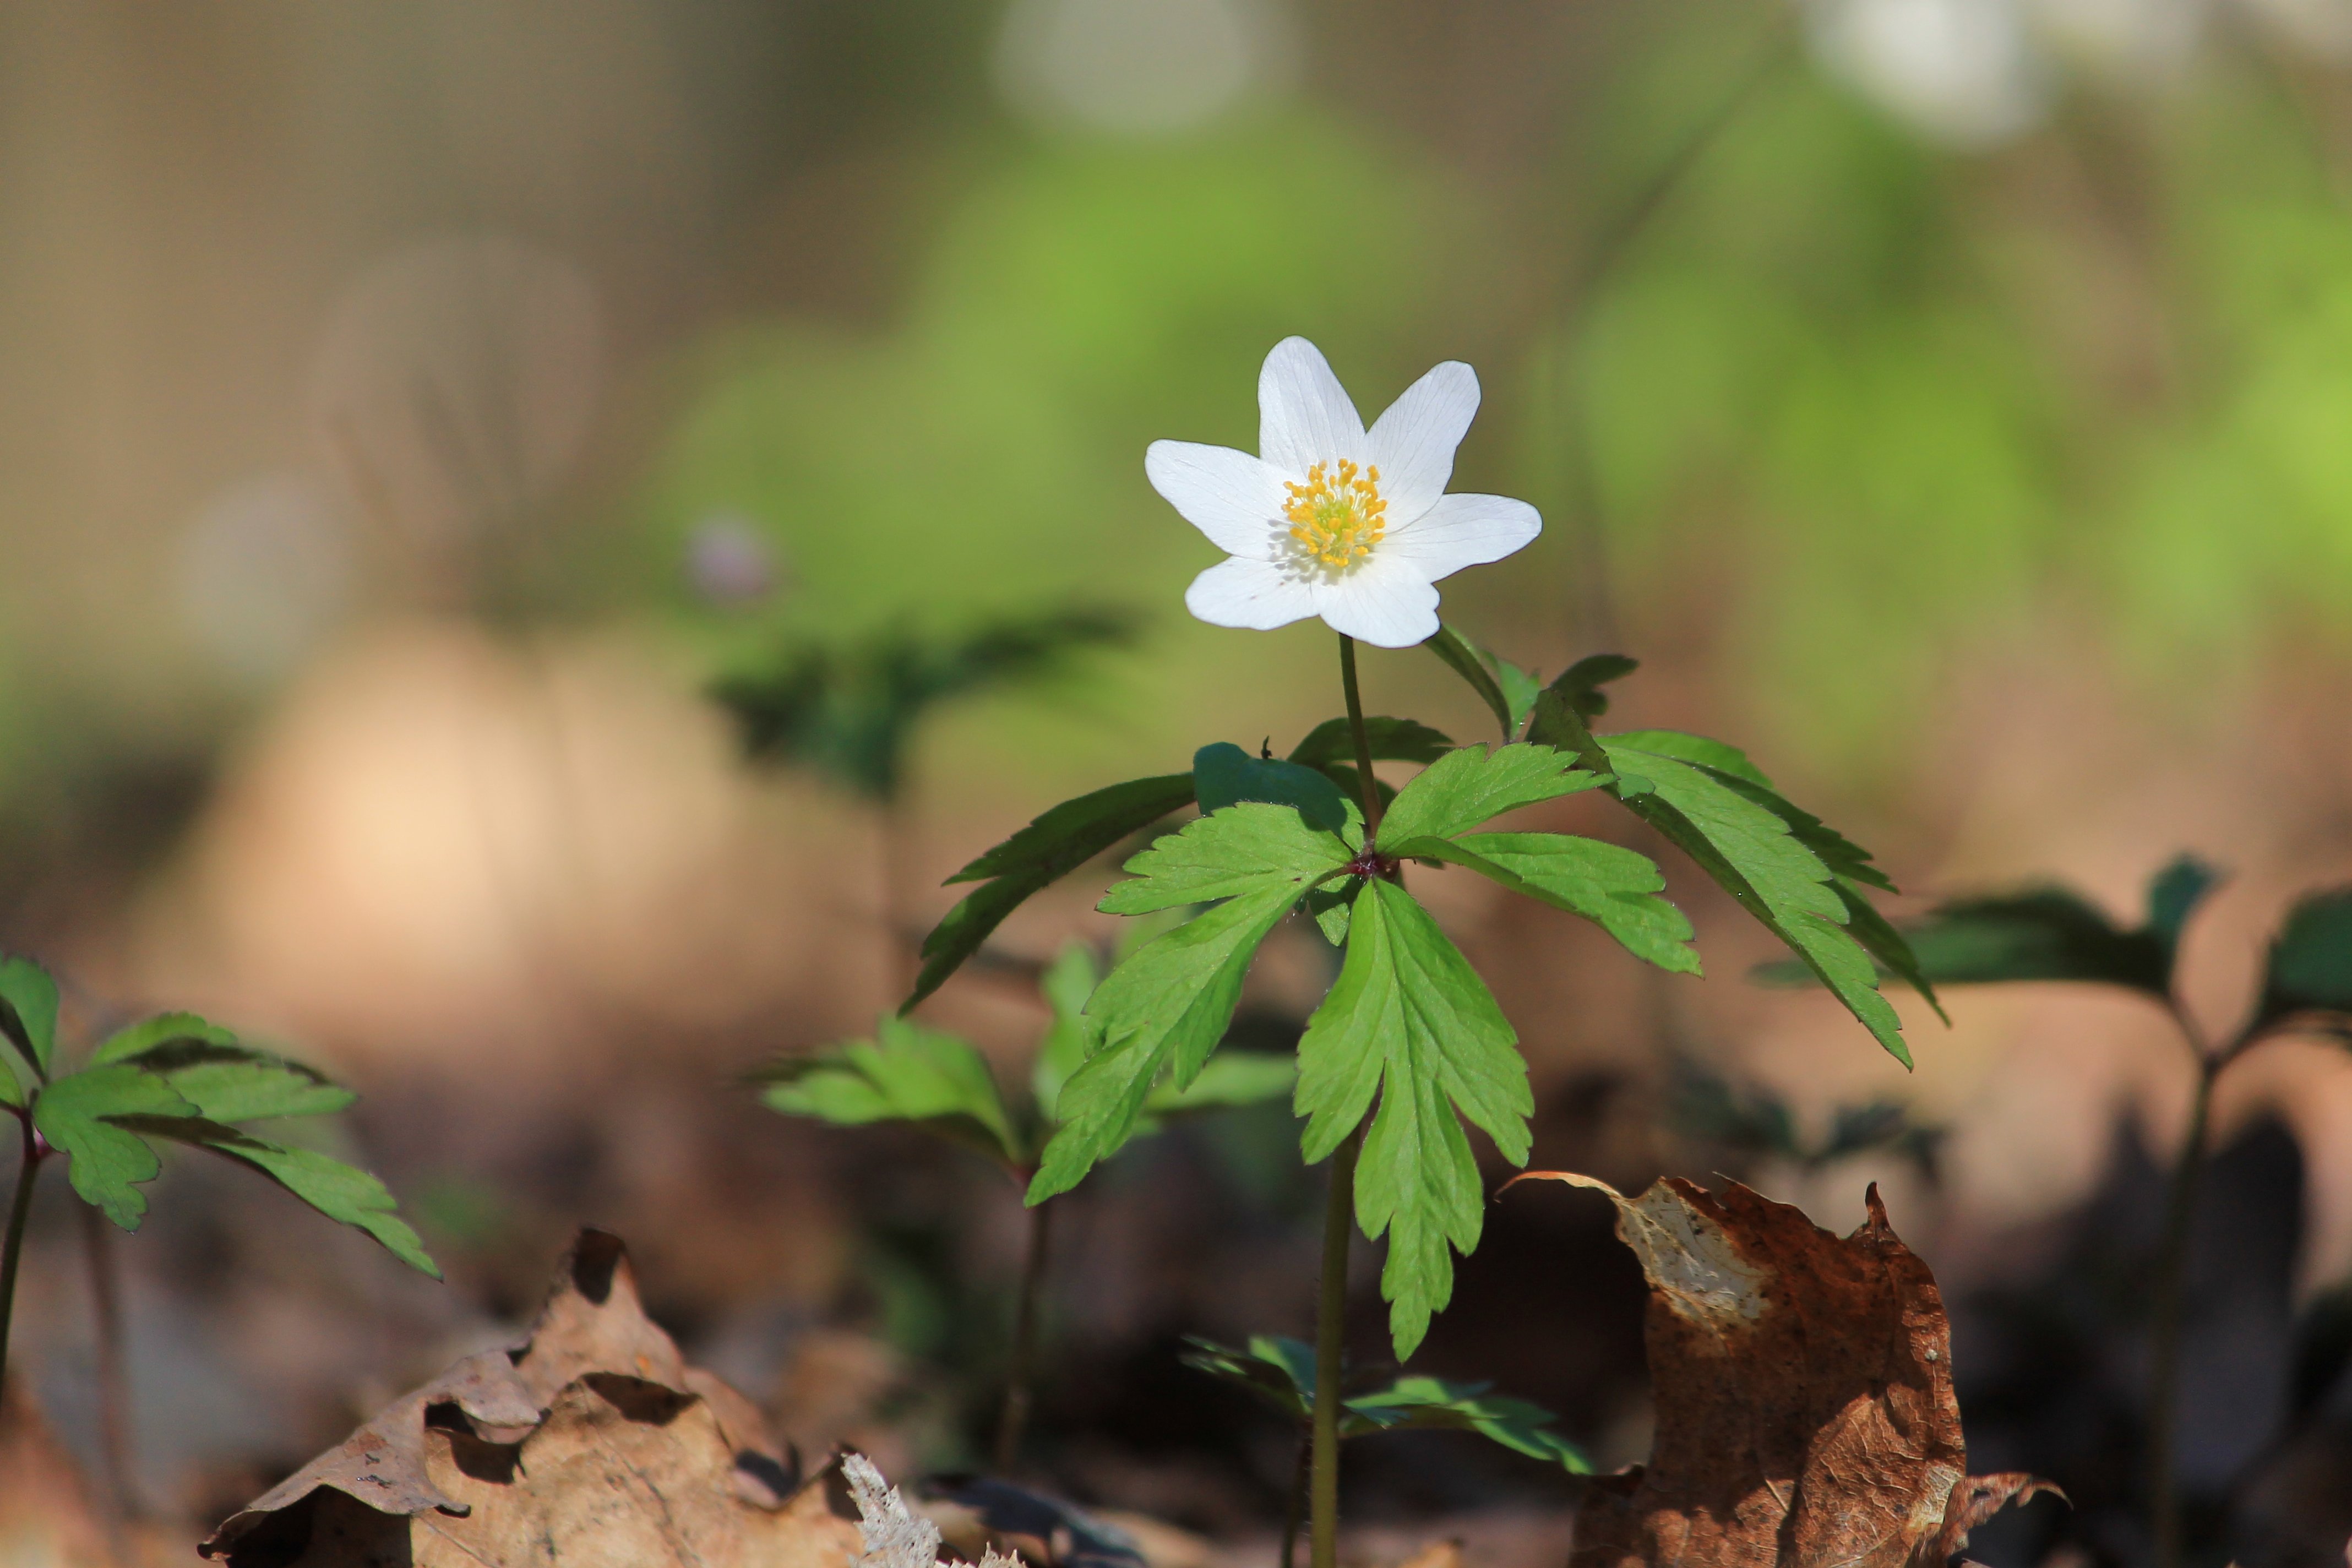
[1767,859,2352,1568]
[1182,1333,1586,1568]
[755,941,1295,1471]
[0,956,438,1396]
[903,339,1935,1567]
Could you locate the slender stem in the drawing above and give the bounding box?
[1281,1429,1310,1568]
[1,1113,40,1403]
[994,1197,1055,1473]
[2147,1050,2220,1568]
[1337,635,1383,839]
[879,797,919,1008]
[1309,1125,1364,1568]
[81,1200,134,1515]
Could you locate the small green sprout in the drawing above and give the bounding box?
[0,956,437,1398]
[750,941,1294,1470]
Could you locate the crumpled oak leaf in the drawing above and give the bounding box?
[202,1229,860,1568]
[1507,1174,2060,1568]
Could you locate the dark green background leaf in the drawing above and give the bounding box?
[1193,743,1351,834]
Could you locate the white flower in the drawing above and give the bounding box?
[1146,337,1542,649]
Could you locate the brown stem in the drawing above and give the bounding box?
[1,1114,40,1403]
[2147,1052,2219,1568]
[1337,635,1383,839]
[994,1197,1054,1473]
[1309,1125,1364,1568]
[81,1200,134,1515]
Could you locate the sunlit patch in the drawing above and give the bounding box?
[1283,460,1387,575]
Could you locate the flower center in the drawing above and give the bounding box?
[1283,460,1386,574]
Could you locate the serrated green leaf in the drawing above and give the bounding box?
[1386,832,1698,975]
[908,773,1196,1011]
[95,1020,355,1121]
[2258,887,2352,1033]
[1709,771,1896,894]
[2147,855,2222,960]
[1602,741,1913,1069]
[1193,743,1352,834]
[1143,1050,1295,1114]
[1344,1376,1591,1472]
[0,956,59,1079]
[1306,879,1359,946]
[1098,802,1354,916]
[1828,879,1949,1025]
[1286,717,1454,773]
[757,1015,1021,1164]
[1423,624,1515,739]
[1297,880,1531,1357]
[1179,1335,1316,1420]
[1600,730,1773,788]
[129,1117,439,1277]
[1029,880,1306,1203]
[31,1065,198,1229]
[1375,744,1603,848]
[1495,660,1544,735]
[1032,941,1100,1122]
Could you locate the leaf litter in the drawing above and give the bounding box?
[1506,1172,2061,1568]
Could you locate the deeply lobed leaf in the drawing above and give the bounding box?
[126,1116,440,1276]
[1375,743,1603,847]
[31,1065,199,1229]
[908,772,1196,1010]
[1287,717,1454,774]
[0,955,59,1088]
[758,1016,1021,1165]
[1386,832,1698,976]
[95,1017,357,1120]
[1298,879,1531,1357]
[1028,880,1311,1204]
[1099,802,1354,914]
[1422,624,1517,740]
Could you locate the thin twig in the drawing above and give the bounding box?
[1,1113,41,1401]
[994,1197,1054,1473]
[1309,1125,1364,1568]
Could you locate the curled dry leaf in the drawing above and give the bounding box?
[202,1228,861,1568]
[1505,1173,2062,1568]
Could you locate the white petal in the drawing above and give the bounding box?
[1258,337,1366,477]
[1380,492,1542,582]
[1185,556,1319,631]
[1366,361,1479,522]
[1309,553,1441,649]
[1146,440,1288,558]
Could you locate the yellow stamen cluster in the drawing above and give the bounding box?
[1283,460,1386,573]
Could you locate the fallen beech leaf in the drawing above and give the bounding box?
[1506,1174,2062,1568]
[202,1228,858,1568]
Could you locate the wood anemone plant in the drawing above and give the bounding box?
[0,957,437,1401]
[1763,859,2352,1568]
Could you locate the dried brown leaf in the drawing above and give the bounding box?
[1506,1174,2062,1568]
[201,1228,859,1568]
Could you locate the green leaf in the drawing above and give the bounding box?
[1385,832,1699,975]
[1193,743,1352,834]
[1375,744,1603,847]
[1142,1050,1295,1114]
[94,1019,356,1121]
[1032,941,1100,1122]
[1306,879,1359,946]
[907,772,1196,1011]
[1550,654,1638,720]
[1286,717,1454,773]
[1593,729,1913,1068]
[1600,729,1772,788]
[1178,1338,1588,1471]
[715,607,1134,803]
[31,1065,198,1229]
[1098,802,1355,915]
[1829,880,1950,1025]
[2258,887,2352,1034]
[1029,880,1309,1202]
[1495,660,1544,735]
[1422,624,1515,739]
[1345,1376,1591,1472]
[129,1117,439,1277]
[0,956,59,1080]
[1297,879,1531,1357]
[756,1015,1021,1164]
[1855,889,2169,997]
[2147,855,2222,961]
[1713,772,1896,894]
